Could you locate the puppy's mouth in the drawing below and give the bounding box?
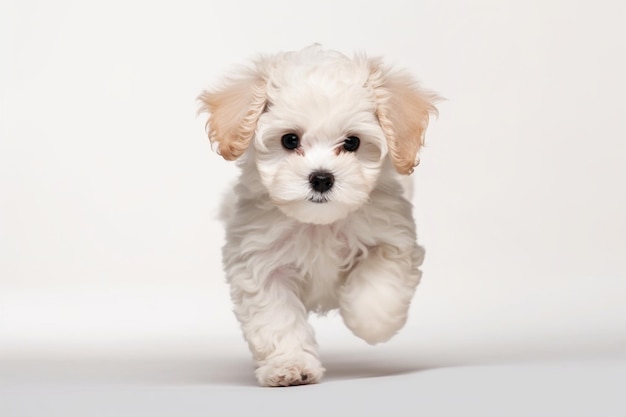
[308,195,330,204]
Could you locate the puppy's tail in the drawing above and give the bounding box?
[396,174,414,201]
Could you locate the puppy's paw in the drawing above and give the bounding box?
[256,352,325,387]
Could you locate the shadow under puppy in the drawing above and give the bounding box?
[199,45,438,387]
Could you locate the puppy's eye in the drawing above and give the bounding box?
[343,136,360,152]
[281,133,300,150]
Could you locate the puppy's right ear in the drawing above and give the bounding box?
[198,69,267,160]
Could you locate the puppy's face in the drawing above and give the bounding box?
[254,79,387,224]
[199,46,438,225]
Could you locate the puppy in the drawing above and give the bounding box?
[199,45,438,386]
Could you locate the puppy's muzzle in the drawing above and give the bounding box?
[308,171,334,193]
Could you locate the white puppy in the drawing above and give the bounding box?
[199,45,438,387]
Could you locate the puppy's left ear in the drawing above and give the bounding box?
[368,62,440,175]
[198,68,267,160]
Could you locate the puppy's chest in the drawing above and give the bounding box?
[285,225,367,309]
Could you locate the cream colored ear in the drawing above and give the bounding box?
[198,69,267,160]
[368,61,439,175]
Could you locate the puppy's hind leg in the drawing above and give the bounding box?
[339,244,424,344]
[230,266,324,387]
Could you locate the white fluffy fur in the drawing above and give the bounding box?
[199,45,438,387]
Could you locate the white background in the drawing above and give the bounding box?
[1,0,625,416]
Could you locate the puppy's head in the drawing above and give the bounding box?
[199,45,438,225]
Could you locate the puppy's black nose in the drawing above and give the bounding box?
[309,171,334,193]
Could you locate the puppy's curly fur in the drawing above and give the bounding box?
[199,45,438,387]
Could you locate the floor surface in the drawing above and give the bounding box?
[2,334,624,417]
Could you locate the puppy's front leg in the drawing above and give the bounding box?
[339,243,424,344]
[230,267,324,386]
